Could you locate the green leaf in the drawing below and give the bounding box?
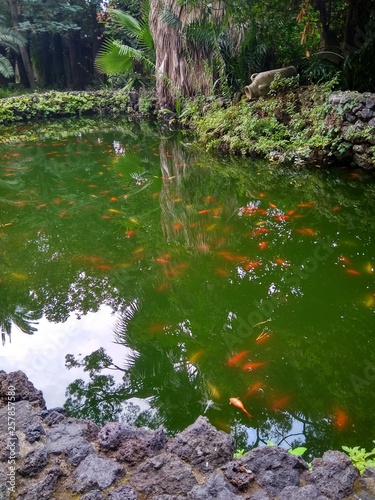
[288,447,307,457]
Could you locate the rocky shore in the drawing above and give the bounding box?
[0,370,374,500]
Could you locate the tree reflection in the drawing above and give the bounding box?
[0,118,374,455]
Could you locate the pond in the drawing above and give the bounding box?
[0,116,374,459]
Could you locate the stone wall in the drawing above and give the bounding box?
[328,91,375,169]
[1,370,375,499]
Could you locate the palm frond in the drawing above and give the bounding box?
[0,27,25,52]
[0,54,14,78]
[95,39,135,75]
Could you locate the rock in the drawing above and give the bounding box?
[130,452,197,496]
[245,491,271,499]
[0,462,8,500]
[18,447,49,476]
[0,371,46,411]
[108,484,138,499]
[46,419,96,465]
[99,422,167,465]
[24,416,45,443]
[98,422,124,450]
[81,490,106,500]
[303,450,359,499]
[188,472,242,499]
[16,466,62,500]
[278,484,329,499]
[167,415,234,473]
[41,409,66,426]
[70,454,124,493]
[357,108,374,121]
[221,459,255,491]
[241,446,308,497]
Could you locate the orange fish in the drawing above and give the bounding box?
[110,196,118,202]
[334,408,349,429]
[331,205,341,212]
[101,215,112,220]
[274,215,289,222]
[271,395,292,411]
[229,397,252,418]
[88,184,98,188]
[156,257,169,264]
[251,228,270,237]
[243,362,266,371]
[147,323,168,333]
[346,269,360,276]
[96,264,112,271]
[189,351,203,364]
[338,255,351,265]
[259,241,267,251]
[125,230,135,238]
[295,228,316,236]
[259,192,266,198]
[269,202,277,208]
[298,201,316,207]
[243,261,261,270]
[215,268,229,277]
[217,251,247,263]
[287,210,296,216]
[274,258,289,266]
[227,350,250,367]
[255,331,271,344]
[246,381,264,396]
[173,222,183,231]
[198,209,211,215]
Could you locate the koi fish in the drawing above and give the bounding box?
[298,201,316,207]
[269,202,277,208]
[255,331,271,344]
[196,244,210,252]
[88,184,98,188]
[338,255,351,265]
[243,261,261,270]
[207,382,221,399]
[108,209,122,214]
[156,257,169,264]
[258,192,266,198]
[346,269,360,276]
[274,258,289,266]
[271,395,292,411]
[229,397,252,418]
[259,241,267,251]
[156,282,169,292]
[204,196,215,203]
[243,362,266,371]
[364,262,374,274]
[217,251,247,263]
[227,350,250,367]
[189,351,203,364]
[110,196,118,201]
[246,381,264,397]
[295,228,316,236]
[251,228,270,237]
[173,222,183,231]
[215,268,229,277]
[364,294,375,308]
[198,209,211,215]
[334,408,349,429]
[147,323,168,333]
[331,205,341,212]
[125,230,135,238]
[274,215,289,222]
[101,215,112,220]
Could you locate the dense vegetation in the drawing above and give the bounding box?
[0,0,374,105]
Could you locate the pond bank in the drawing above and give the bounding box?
[0,87,374,169]
[1,370,374,499]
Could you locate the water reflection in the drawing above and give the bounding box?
[0,117,374,458]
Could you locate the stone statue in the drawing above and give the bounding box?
[245,66,298,100]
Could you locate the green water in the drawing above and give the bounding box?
[1,117,375,458]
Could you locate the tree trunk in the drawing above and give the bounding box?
[7,0,37,89]
[68,30,84,90]
[149,0,225,110]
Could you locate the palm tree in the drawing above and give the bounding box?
[95,6,155,85]
[0,21,25,79]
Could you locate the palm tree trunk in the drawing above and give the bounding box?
[149,0,225,109]
[7,0,37,89]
